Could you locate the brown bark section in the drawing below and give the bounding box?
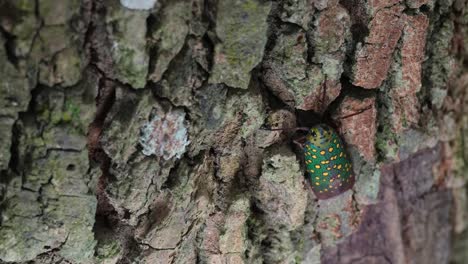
[352,5,404,89]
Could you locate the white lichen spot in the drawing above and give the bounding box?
[139,109,190,160]
[120,0,157,10]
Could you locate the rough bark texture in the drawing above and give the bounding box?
[0,0,466,263]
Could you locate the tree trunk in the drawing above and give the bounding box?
[0,0,466,263]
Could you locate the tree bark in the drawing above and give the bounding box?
[0,0,466,263]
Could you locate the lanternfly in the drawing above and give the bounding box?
[303,124,355,199]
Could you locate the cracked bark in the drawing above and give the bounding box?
[0,0,466,263]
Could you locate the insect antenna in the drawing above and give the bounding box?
[259,127,309,132]
[335,104,373,120]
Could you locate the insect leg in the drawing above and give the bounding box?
[293,135,307,148]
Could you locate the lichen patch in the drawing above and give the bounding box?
[139,108,190,159]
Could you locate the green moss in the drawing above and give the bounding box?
[114,45,148,88]
[375,123,399,161]
[51,111,63,125]
[241,0,259,11]
[295,254,303,263]
[14,0,36,12]
[64,101,81,122]
[62,111,72,122]
[95,239,121,261]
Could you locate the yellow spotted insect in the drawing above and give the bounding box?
[303,124,355,199]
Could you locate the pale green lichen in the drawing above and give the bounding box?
[303,245,322,264]
[2,0,39,57]
[0,38,31,116]
[107,6,150,88]
[315,191,356,246]
[257,146,307,229]
[53,47,84,87]
[0,34,32,170]
[354,165,381,205]
[223,88,265,139]
[0,87,97,263]
[424,16,455,109]
[112,44,148,89]
[375,121,399,161]
[30,18,84,88]
[95,239,121,263]
[280,0,314,29]
[219,196,250,255]
[209,0,271,89]
[39,0,81,26]
[266,30,325,106]
[148,0,191,82]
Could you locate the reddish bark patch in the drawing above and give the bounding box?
[200,212,224,255]
[390,14,429,132]
[352,5,404,89]
[214,113,243,149]
[299,79,342,113]
[333,96,377,162]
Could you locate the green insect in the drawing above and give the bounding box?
[302,124,355,199]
